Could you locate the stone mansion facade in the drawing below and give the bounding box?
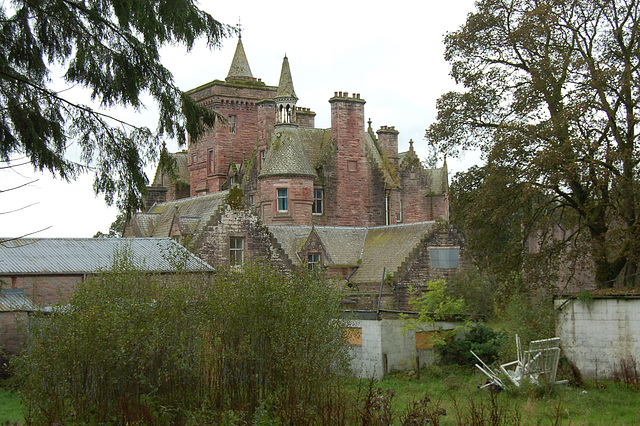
[125,37,464,310]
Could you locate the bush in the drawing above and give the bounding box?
[13,246,352,424]
[437,323,506,366]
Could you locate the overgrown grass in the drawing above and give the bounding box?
[377,365,640,425]
[0,387,22,424]
[3,368,640,425]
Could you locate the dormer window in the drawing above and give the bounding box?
[307,253,321,270]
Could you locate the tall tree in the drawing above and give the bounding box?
[428,0,640,288]
[0,0,229,217]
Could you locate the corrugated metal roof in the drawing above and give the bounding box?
[0,289,37,312]
[0,238,213,275]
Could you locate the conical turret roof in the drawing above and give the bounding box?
[276,55,297,99]
[226,37,254,81]
[259,126,315,178]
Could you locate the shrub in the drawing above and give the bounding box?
[437,323,506,366]
[13,247,351,424]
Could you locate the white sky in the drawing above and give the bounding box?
[1,0,481,238]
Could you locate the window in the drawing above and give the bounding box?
[307,253,320,270]
[229,115,237,133]
[430,248,459,269]
[249,194,255,205]
[313,188,323,214]
[191,153,197,164]
[230,237,244,266]
[277,188,288,211]
[347,160,358,172]
[207,150,214,174]
[260,150,266,169]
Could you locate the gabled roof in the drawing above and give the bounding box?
[151,151,190,186]
[268,222,439,283]
[0,238,213,275]
[126,191,228,238]
[226,37,254,81]
[350,222,436,284]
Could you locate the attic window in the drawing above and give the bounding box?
[430,248,459,269]
[307,253,321,270]
[228,115,236,133]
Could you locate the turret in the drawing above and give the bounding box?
[275,56,298,125]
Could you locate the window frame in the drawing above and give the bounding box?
[429,247,459,269]
[307,253,321,270]
[277,188,288,212]
[207,149,214,175]
[313,188,323,215]
[229,237,244,266]
[228,115,237,133]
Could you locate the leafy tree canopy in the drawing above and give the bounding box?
[429,0,640,288]
[0,0,230,216]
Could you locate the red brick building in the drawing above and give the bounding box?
[145,36,449,227]
[128,37,463,311]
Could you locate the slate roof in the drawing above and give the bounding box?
[350,222,435,284]
[0,289,38,312]
[276,56,297,99]
[269,226,368,266]
[151,151,190,186]
[269,222,437,284]
[226,37,254,80]
[0,238,213,275]
[259,125,316,178]
[127,191,228,238]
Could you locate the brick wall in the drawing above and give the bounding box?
[258,176,314,225]
[188,82,277,197]
[0,312,29,354]
[0,275,83,306]
[329,92,374,226]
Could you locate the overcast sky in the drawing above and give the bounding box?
[1,0,480,239]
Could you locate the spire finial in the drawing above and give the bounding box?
[236,17,243,38]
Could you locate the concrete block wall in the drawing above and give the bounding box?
[348,318,458,379]
[555,297,640,378]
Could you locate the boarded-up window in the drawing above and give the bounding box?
[344,327,362,346]
[416,331,437,350]
[430,248,459,269]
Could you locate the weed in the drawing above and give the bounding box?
[613,357,640,391]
